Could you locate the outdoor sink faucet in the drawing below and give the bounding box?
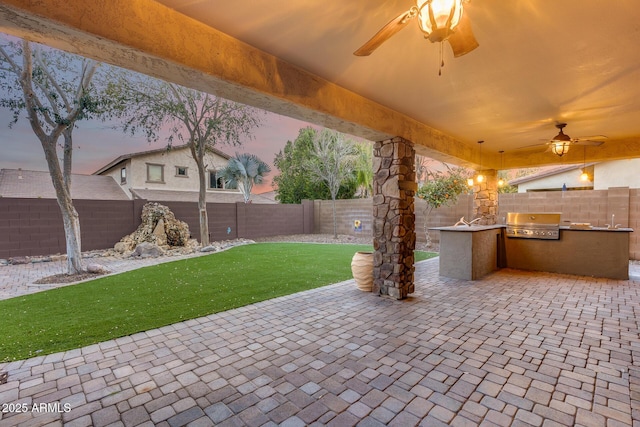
[605,214,621,229]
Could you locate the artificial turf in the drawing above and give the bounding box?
[0,243,436,362]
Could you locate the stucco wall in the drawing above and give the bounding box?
[594,159,640,190]
[516,168,590,192]
[99,147,234,194]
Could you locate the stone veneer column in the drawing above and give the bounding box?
[372,137,416,300]
[472,169,498,225]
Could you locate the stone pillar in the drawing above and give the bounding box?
[472,169,498,225]
[372,137,416,300]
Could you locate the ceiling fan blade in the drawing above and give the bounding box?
[573,139,606,146]
[516,143,547,150]
[447,12,479,58]
[354,10,415,56]
[573,135,608,146]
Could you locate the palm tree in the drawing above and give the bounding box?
[221,153,271,203]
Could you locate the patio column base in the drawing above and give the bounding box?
[372,137,416,300]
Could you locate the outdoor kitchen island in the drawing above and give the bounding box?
[434,220,633,280]
[505,226,633,280]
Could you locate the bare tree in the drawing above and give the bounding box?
[306,129,356,238]
[0,39,102,274]
[105,73,263,246]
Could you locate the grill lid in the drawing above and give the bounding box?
[506,212,561,227]
[506,212,561,240]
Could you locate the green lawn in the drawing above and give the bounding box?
[0,243,436,362]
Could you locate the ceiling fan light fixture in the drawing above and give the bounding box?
[550,123,571,157]
[416,0,463,42]
[550,141,570,157]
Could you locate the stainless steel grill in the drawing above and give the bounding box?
[505,212,561,240]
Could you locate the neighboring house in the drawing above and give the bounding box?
[0,168,129,200]
[256,190,278,203]
[93,144,275,204]
[509,159,640,192]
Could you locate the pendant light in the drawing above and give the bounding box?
[497,150,505,187]
[476,140,484,183]
[580,146,589,181]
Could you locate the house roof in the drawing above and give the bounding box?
[0,169,130,200]
[509,163,598,186]
[92,144,231,175]
[255,190,277,202]
[131,189,276,204]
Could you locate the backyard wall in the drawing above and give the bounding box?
[2,189,639,260]
[314,189,640,260]
[0,198,313,259]
[313,197,474,245]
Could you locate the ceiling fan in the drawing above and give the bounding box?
[534,123,607,157]
[353,0,479,58]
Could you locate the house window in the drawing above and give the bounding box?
[175,166,188,177]
[146,163,164,183]
[120,167,127,185]
[209,170,225,189]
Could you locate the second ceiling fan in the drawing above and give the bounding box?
[353,0,479,58]
[533,123,608,157]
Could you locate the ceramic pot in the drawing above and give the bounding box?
[351,251,373,292]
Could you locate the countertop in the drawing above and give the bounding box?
[430,225,505,232]
[560,226,634,232]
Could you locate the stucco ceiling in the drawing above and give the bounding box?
[154,0,640,164]
[1,0,639,170]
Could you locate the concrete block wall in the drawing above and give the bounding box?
[0,198,140,258]
[316,190,639,259]
[236,202,307,239]
[0,199,312,258]
[498,190,611,227]
[313,196,474,245]
[314,199,373,237]
[2,189,638,259]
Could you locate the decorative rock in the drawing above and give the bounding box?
[0,259,8,266]
[86,263,111,274]
[152,218,167,247]
[9,257,29,265]
[114,242,129,253]
[115,202,191,252]
[131,242,164,258]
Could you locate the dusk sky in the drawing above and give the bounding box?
[0,107,320,194]
[0,33,375,195]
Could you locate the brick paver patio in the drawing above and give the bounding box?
[1,258,639,426]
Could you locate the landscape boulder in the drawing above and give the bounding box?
[115,202,193,254]
[131,242,165,258]
[86,263,111,274]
